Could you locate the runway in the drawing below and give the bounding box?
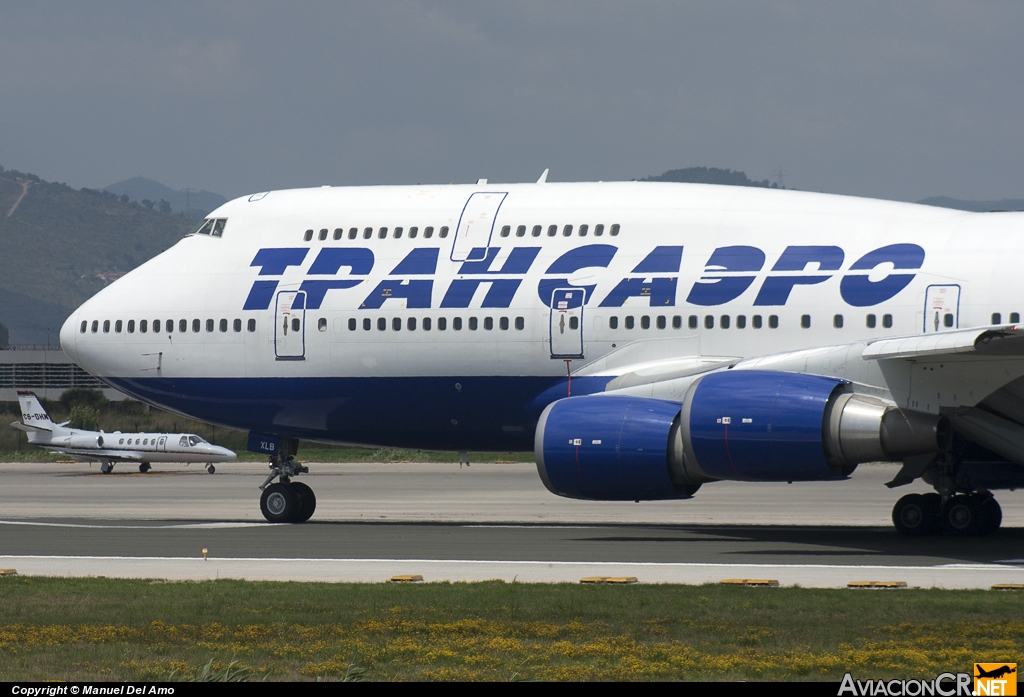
[1,461,1021,588]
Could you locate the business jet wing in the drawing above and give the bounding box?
[39,446,147,462]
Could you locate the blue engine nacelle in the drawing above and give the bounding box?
[535,370,950,501]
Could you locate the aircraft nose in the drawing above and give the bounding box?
[60,312,79,363]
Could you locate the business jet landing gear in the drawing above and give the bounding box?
[258,440,315,523]
[100,462,113,474]
[139,463,151,474]
[207,464,216,474]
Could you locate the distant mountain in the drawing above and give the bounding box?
[104,177,227,220]
[640,167,783,188]
[0,167,193,344]
[916,196,1024,212]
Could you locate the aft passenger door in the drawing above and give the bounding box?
[549,288,585,359]
[275,290,306,360]
[923,284,960,333]
[451,192,507,262]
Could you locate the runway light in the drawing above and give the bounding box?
[992,584,1024,591]
[605,577,638,584]
[390,575,423,583]
[721,578,780,587]
[847,580,907,589]
[0,569,18,577]
[202,548,208,561]
[580,577,609,584]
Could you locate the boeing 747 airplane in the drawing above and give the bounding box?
[13,390,236,474]
[58,178,1024,533]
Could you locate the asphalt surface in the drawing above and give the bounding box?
[1,461,1021,587]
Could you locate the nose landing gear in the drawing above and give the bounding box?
[258,439,316,523]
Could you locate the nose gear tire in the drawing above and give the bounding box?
[260,483,298,523]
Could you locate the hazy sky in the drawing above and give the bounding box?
[1,1,1021,201]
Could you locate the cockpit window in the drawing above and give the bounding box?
[190,219,214,236]
[211,219,227,237]
[189,218,227,237]
[187,435,207,447]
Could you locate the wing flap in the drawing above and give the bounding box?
[863,325,1024,360]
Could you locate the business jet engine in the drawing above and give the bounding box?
[534,370,950,501]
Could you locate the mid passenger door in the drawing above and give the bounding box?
[549,288,585,359]
[923,284,961,333]
[275,290,306,360]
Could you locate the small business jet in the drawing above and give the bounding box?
[59,177,1024,532]
[12,390,236,473]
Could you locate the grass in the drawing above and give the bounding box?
[0,577,1020,681]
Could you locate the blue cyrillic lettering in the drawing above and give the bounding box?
[537,244,618,307]
[250,248,309,275]
[753,245,844,306]
[840,244,925,307]
[686,246,765,306]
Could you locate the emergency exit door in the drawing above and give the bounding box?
[923,284,960,333]
[275,290,306,360]
[550,288,585,358]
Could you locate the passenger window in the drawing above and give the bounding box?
[640,315,650,329]
[348,318,356,331]
[704,315,714,329]
[516,225,526,237]
[424,226,435,238]
[547,225,557,237]
[319,318,328,332]
[304,229,313,241]
[769,315,779,328]
[91,320,99,333]
[569,316,579,330]
[688,316,698,329]
[469,317,478,330]
[453,317,462,330]
[115,320,122,333]
[579,224,588,237]
[363,318,371,331]
[563,225,573,237]
[532,225,542,237]
[438,317,447,330]
[992,312,1002,325]
[348,228,358,240]
[423,317,432,331]
[484,317,493,330]
[408,317,417,330]
[885,314,895,329]
[220,319,228,332]
[392,317,401,331]
[609,316,618,329]
[500,317,509,330]
[753,315,763,329]
[143,439,148,446]
[205,319,214,332]
[833,314,844,329]
[394,227,403,239]
[363,227,373,239]
[625,316,635,329]
[656,315,666,329]
[127,320,135,333]
[169,320,178,333]
[500,225,511,237]
[720,315,730,329]
[318,228,328,241]
[140,320,148,333]
[672,315,682,329]
[866,314,877,328]
[409,227,418,238]
[594,224,605,237]
[101,319,109,333]
[439,226,449,238]
[1013,312,1021,323]
[515,317,524,330]
[248,319,256,332]
[211,219,226,237]
[610,224,620,236]
[179,436,188,447]
[333,228,343,240]
[80,321,87,333]
[154,319,162,333]
[378,318,387,331]
[179,319,187,333]
[801,315,811,329]
[736,315,746,329]
[378,227,388,239]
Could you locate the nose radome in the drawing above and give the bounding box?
[60,312,79,363]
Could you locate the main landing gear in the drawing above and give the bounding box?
[890,453,1003,537]
[258,439,316,523]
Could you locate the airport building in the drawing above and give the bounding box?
[0,345,127,401]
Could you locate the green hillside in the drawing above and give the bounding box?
[0,168,195,343]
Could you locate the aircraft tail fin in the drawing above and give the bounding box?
[17,390,54,430]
